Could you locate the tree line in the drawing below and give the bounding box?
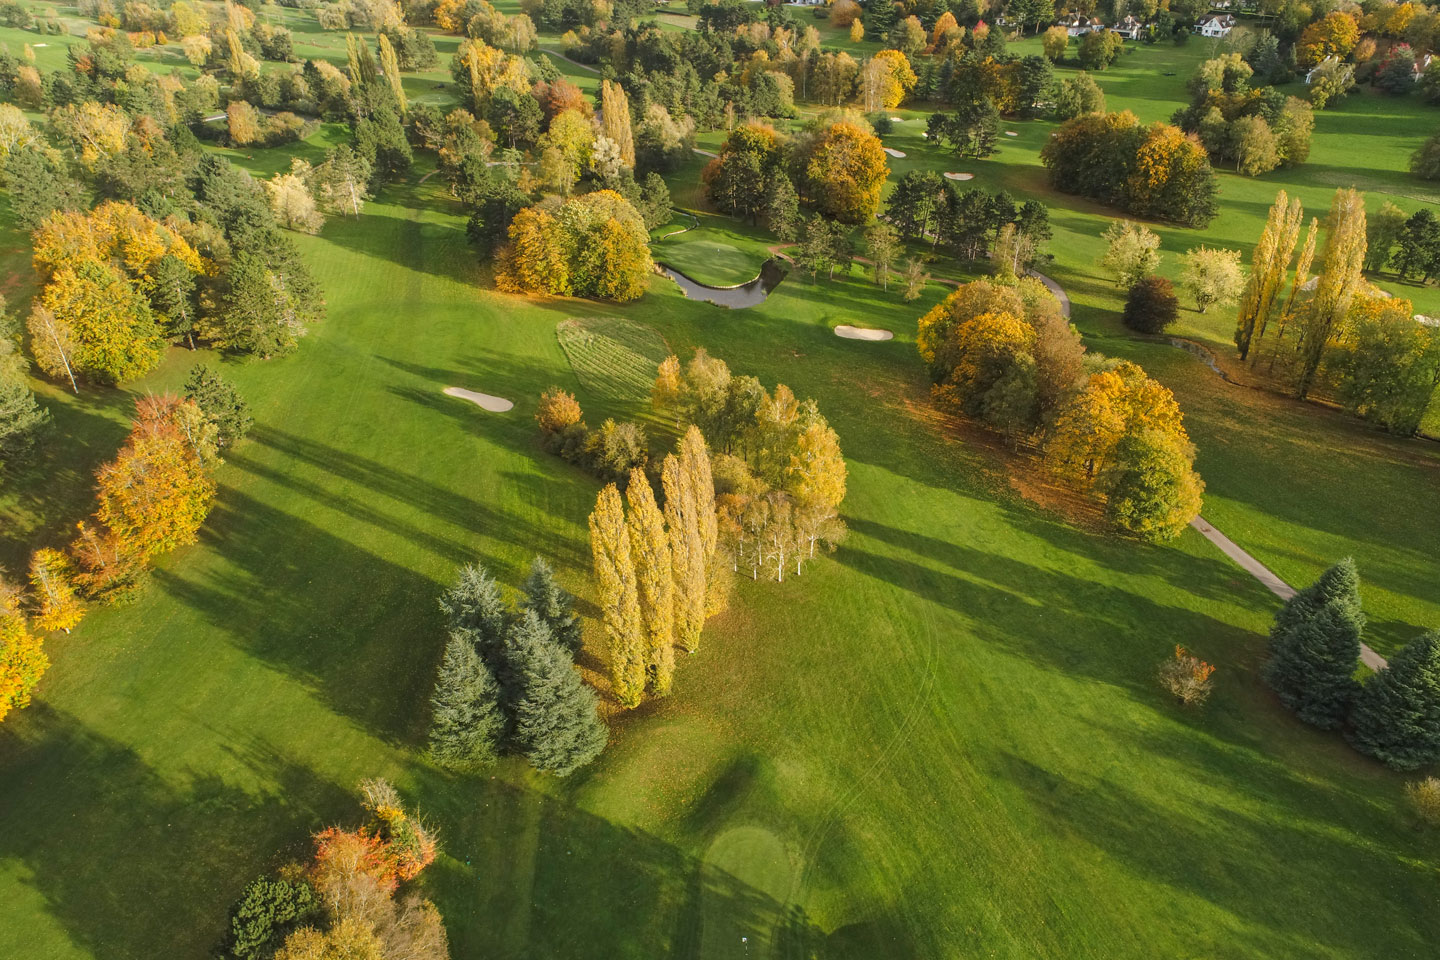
[1237,188,1440,436]
[0,366,251,726]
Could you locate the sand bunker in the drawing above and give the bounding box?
[835,325,894,341]
[883,147,906,158]
[1005,131,1019,137]
[943,172,974,181]
[889,116,904,122]
[443,387,513,412]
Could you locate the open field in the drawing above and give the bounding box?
[1,9,1439,960]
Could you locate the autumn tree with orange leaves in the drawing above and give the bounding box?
[70,394,217,597]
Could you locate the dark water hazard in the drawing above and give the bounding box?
[658,258,789,309]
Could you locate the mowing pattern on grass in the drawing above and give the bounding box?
[556,317,670,401]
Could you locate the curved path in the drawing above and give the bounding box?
[1026,269,1070,318]
[653,209,699,241]
[538,47,600,74]
[1189,517,1387,670]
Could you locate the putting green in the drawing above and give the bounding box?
[699,826,797,960]
[655,233,766,288]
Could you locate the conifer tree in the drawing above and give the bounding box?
[520,556,582,656]
[427,631,505,771]
[27,548,83,634]
[506,610,607,775]
[588,484,646,707]
[1262,558,1364,729]
[625,469,675,696]
[663,453,705,653]
[439,564,510,663]
[1348,631,1440,771]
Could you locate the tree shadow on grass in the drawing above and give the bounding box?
[419,770,915,960]
[154,486,452,745]
[836,518,1263,700]
[0,704,351,960]
[987,745,1440,960]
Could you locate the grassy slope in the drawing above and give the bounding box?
[0,12,1438,960]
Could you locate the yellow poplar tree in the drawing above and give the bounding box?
[28,549,84,634]
[662,453,705,652]
[679,426,717,605]
[1294,187,1367,398]
[625,469,675,696]
[589,484,646,707]
[377,32,407,115]
[0,581,48,724]
[600,79,635,169]
[1234,190,1303,360]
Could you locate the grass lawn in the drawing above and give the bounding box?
[652,220,774,286]
[1,16,1439,960]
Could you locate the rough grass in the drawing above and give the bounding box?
[555,316,670,402]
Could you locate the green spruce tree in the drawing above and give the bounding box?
[520,556,583,656]
[1261,558,1364,729]
[427,631,506,771]
[1348,631,1440,771]
[440,564,511,664]
[505,610,608,776]
[183,364,253,449]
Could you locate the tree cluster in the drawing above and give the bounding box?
[218,778,449,960]
[1041,111,1218,227]
[427,559,606,775]
[886,171,1050,266]
[917,278,1203,541]
[703,115,889,225]
[1171,55,1314,177]
[495,189,654,301]
[1265,559,1440,772]
[588,428,720,707]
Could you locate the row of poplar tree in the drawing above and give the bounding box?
[589,427,719,709]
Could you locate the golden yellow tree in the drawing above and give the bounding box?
[600,79,635,169]
[589,484,646,707]
[28,548,84,634]
[625,469,675,696]
[1294,187,1367,398]
[662,453,705,653]
[377,32,407,115]
[1234,190,1303,360]
[0,579,48,724]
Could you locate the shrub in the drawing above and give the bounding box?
[221,875,321,960]
[535,387,582,434]
[1405,776,1440,826]
[1122,275,1179,334]
[1158,644,1216,705]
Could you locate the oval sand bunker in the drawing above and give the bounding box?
[883,147,906,158]
[835,324,894,341]
[1005,131,1019,137]
[444,386,513,412]
[944,172,974,181]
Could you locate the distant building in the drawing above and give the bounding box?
[1064,16,1104,36]
[1109,15,1144,39]
[1195,13,1235,37]
[1304,55,1338,84]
